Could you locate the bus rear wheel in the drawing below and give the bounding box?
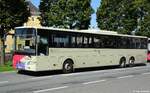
[129,57,135,67]
[119,57,126,68]
[63,60,74,74]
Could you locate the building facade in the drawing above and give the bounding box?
[5,1,41,53]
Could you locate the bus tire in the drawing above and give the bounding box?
[119,57,126,68]
[129,57,135,67]
[17,70,24,74]
[63,60,74,74]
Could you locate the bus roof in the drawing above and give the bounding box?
[15,26,147,38]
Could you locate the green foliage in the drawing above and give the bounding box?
[0,0,30,65]
[0,61,14,72]
[40,0,94,29]
[0,0,30,32]
[97,0,150,36]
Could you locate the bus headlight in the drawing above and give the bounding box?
[27,61,31,65]
[27,61,36,65]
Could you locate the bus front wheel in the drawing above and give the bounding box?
[63,60,74,74]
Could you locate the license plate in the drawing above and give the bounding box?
[16,62,25,69]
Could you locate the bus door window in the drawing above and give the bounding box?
[37,30,49,56]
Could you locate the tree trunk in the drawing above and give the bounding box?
[0,39,5,66]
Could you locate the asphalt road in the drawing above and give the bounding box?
[0,64,150,93]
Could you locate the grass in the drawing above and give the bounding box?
[0,61,15,72]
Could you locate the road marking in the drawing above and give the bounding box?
[133,67,141,69]
[83,80,106,85]
[33,86,68,93]
[114,68,126,71]
[31,76,53,80]
[61,73,83,76]
[117,75,134,79]
[61,69,120,77]
[61,66,146,77]
[0,81,9,84]
[61,71,104,77]
[133,90,150,93]
[142,72,150,75]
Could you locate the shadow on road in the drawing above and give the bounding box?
[18,63,146,77]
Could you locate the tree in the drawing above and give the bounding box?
[135,0,150,37]
[0,0,30,65]
[97,0,150,36]
[39,0,94,29]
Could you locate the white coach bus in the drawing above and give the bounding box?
[13,26,147,73]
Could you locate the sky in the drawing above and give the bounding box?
[31,0,101,28]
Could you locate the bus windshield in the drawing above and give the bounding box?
[15,28,36,55]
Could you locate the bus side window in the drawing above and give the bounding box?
[77,35,83,48]
[71,36,76,48]
[93,37,100,48]
[83,36,88,48]
[52,33,70,48]
[88,37,93,48]
[141,38,147,49]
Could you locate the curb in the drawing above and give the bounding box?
[0,71,16,74]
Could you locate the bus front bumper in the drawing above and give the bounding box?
[16,62,37,71]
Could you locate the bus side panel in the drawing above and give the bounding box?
[36,56,52,71]
[35,48,146,71]
[134,50,147,63]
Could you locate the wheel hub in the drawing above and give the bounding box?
[65,63,71,70]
